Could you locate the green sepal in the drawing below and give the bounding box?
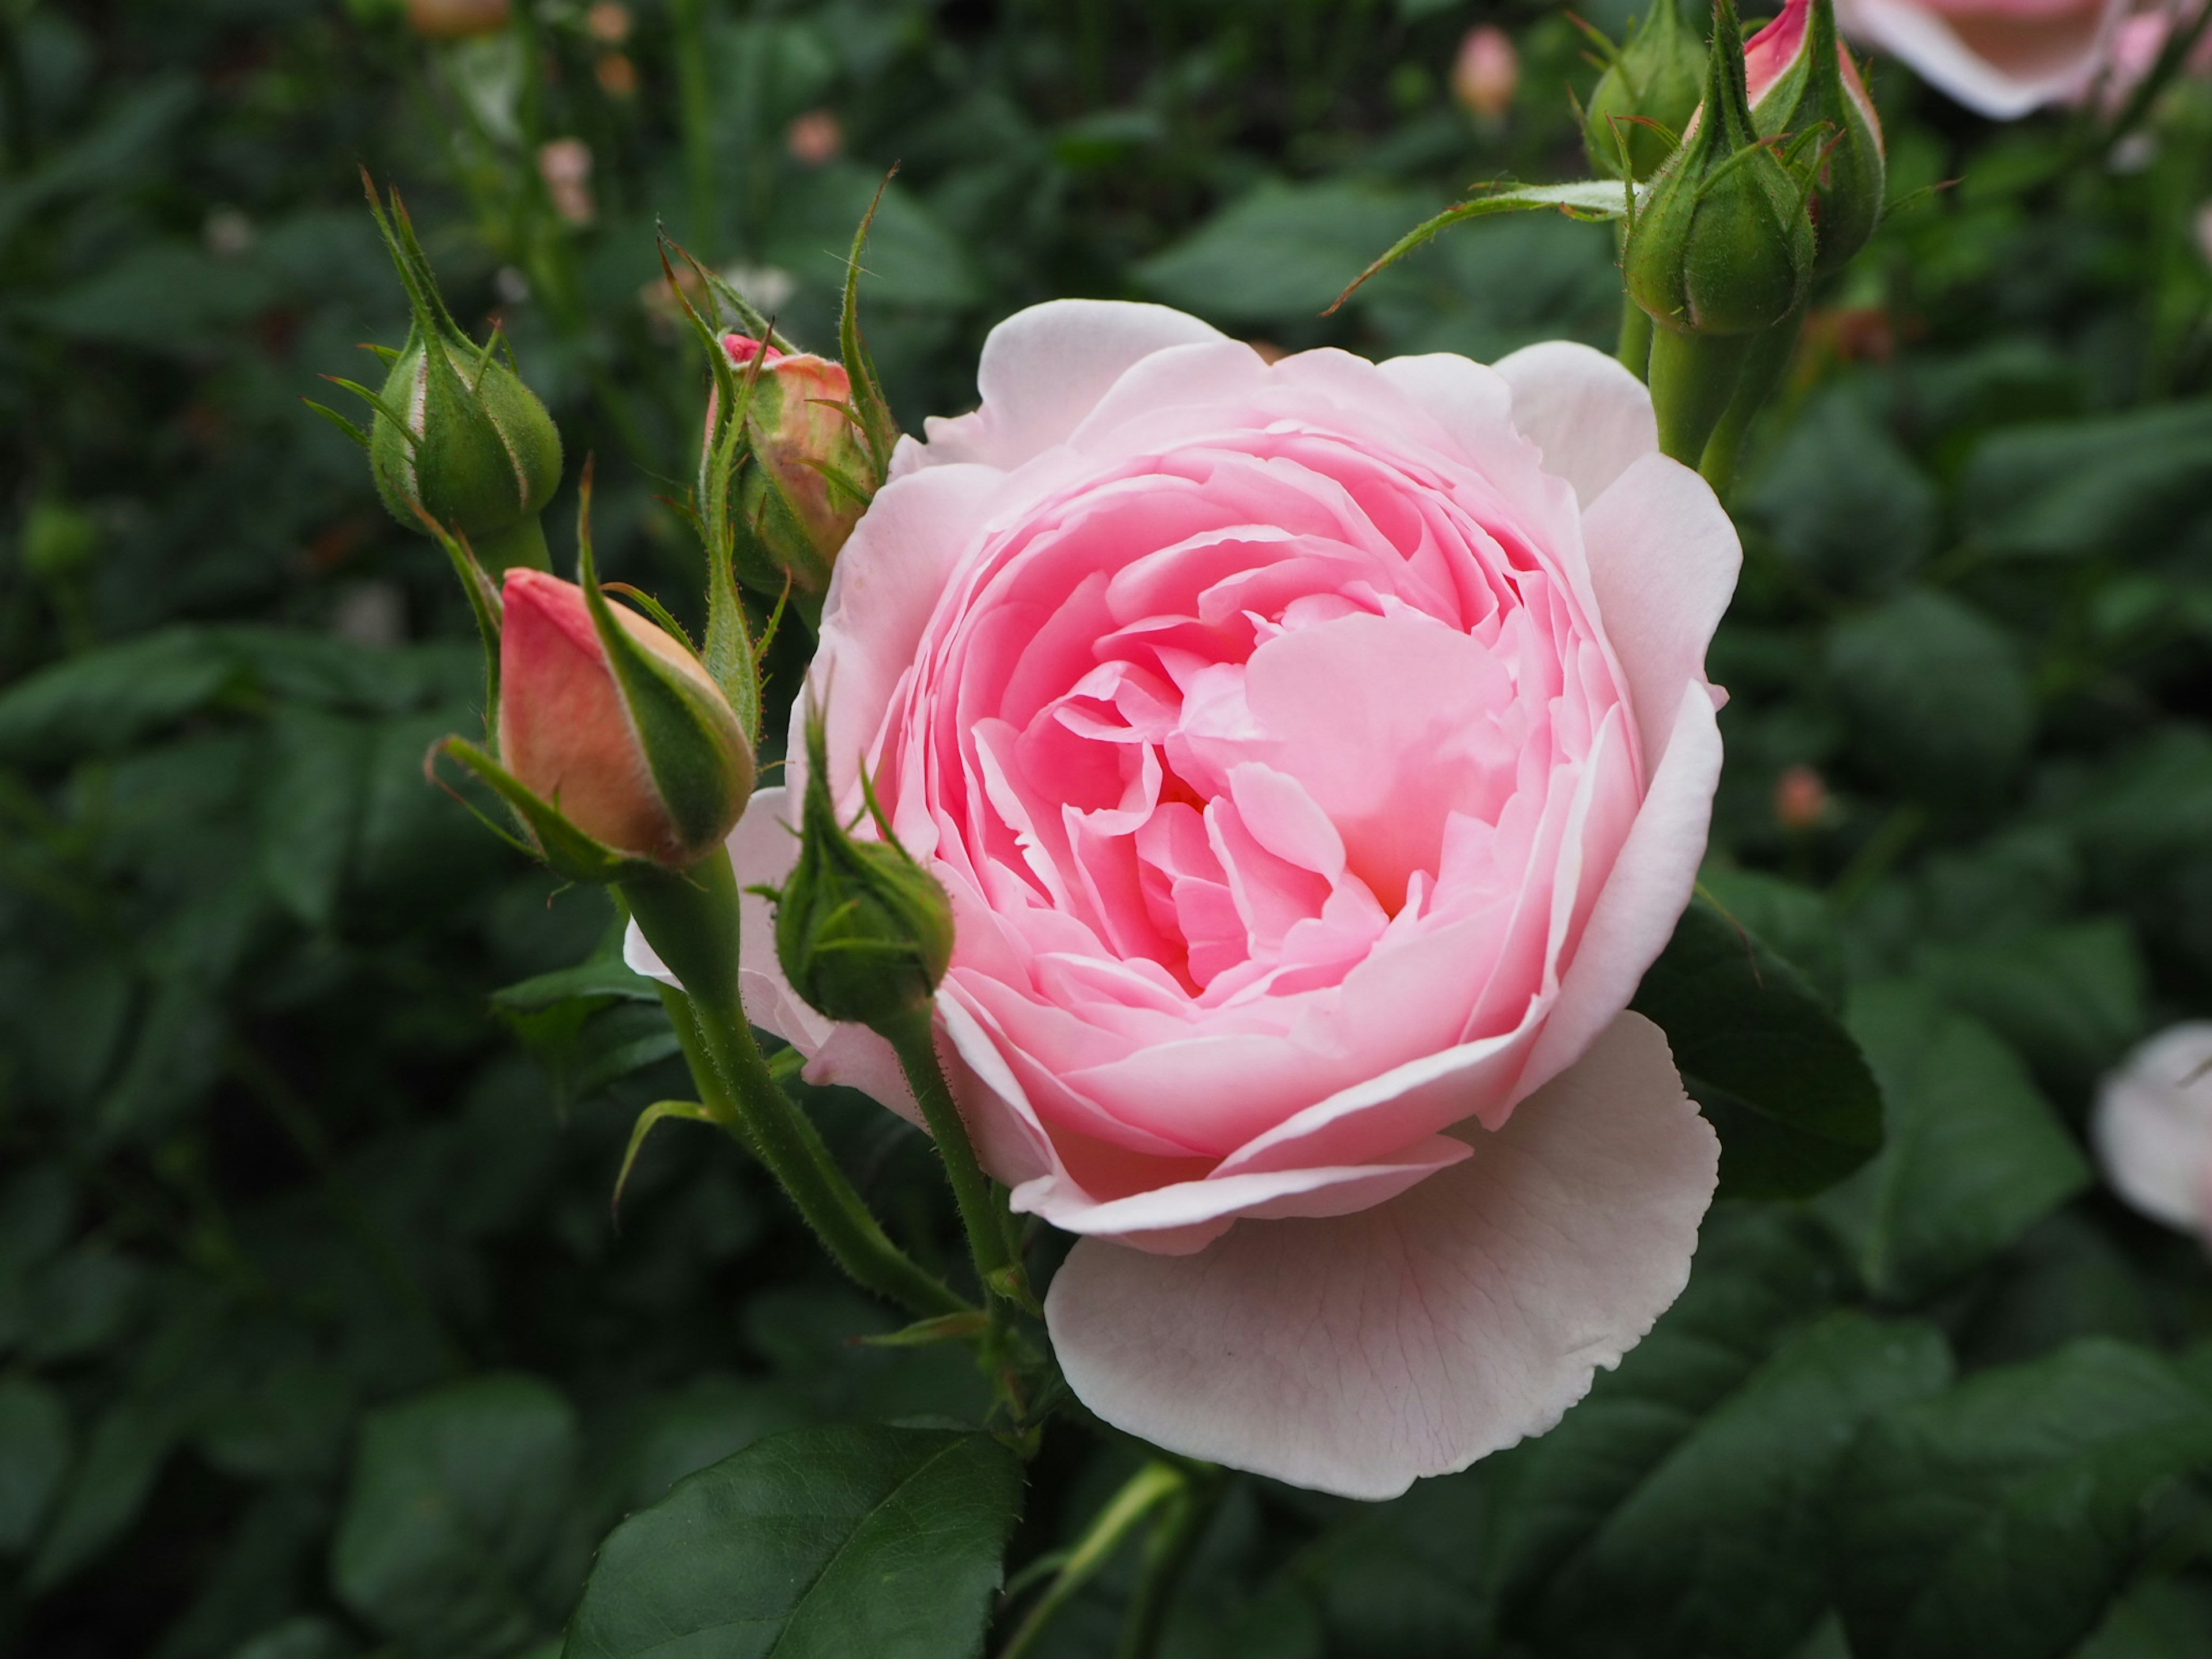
[575,483,753,860]
[429,734,638,885]
[612,1099,721,1228]
[858,1310,993,1349]
[319,374,418,442]
[838,173,900,480]
[655,232,768,744]
[403,501,503,738]
[1334,180,1641,314]
[361,166,468,350]
[302,400,370,449]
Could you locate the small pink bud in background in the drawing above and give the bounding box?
[1452,25,1519,120]
[786,109,844,167]
[585,1,633,44]
[498,570,752,865]
[2196,200,2212,270]
[596,53,638,97]
[407,0,509,39]
[1774,764,1831,831]
[538,139,595,225]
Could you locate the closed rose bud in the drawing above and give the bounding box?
[369,335,563,567]
[407,0,509,38]
[1452,26,1520,120]
[343,180,565,572]
[1585,0,1709,179]
[718,335,883,599]
[1627,0,1816,340]
[498,569,753,867]
[1745,0,1886,276]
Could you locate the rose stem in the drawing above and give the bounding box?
[624,854,970,1319]
[997,1463,1189,1659]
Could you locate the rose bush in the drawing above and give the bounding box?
[634,301,1736,1497]
[1837,0,2127,116]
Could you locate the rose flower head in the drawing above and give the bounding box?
[630,300,1736,1497]
[1836,0,2129,118]
[717,334,882,600]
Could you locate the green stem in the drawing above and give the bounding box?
[472,514,552,573]
[624,855,968,1318]
[2099,0,2212,163]
[1618,297,1654,383]
[1647,327,1752,465]
[1698,307,1805,497]
[998,1464,1188,1659]
[672,0,719,258]
[877,1003,1022,1301]
[1113,1464,1224,1659]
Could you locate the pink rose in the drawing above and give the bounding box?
[1838,0,2130,116]
[633,301,1733,1496]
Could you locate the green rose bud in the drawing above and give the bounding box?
[1584,0,1708,181]
[771,709,955,1031]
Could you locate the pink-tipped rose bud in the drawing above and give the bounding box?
[1745,0,1887,276]
[716,334,882,599]
[786,109,845,166]
[498,569,753,866]
[1452,26,1520,120]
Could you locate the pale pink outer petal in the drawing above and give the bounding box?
[1521,684,1721,1099]
[801,463,1009,802]
[2091,1021,2212,1234]
[1580,451,1740,771]
[1491,340,1660,507]
[1044,1010,1718,1499]
[1838,0,2124,117]
[902,300,1226,475]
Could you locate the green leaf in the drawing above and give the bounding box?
[1834,1341,2212,1659]
[2074,1575,2212,1658]
[1828,589,2034,802]
[1961,401,2212,562]
[1918,918,2147,1091]
[331,1373,582,1659]
[563,1424,1023,1659]
[1479,1207,1855,1617]
[491,959,664,1013]
[1631,894,1884,1198]
[1816,982,2090,1302]
[1698,868,1847,1008]
[1745,387,1938,598]
[259,707,376,929]
[0,1376,71,1555]
[0,628,245,764]
[1531,1312,1952,1659]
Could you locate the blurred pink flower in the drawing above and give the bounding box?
[1838,0,2130,116]
[787,109,845,167]
[1452,25,1520,120]
[538,138,595,225]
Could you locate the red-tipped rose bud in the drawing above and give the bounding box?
[715,334,884,600]
[1744,0,1886,276]
[1452,26,1520,121]
[498,569,753,867]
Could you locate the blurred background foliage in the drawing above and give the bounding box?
[4,1,2212,1656]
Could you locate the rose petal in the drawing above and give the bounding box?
[1044,1010,1718,1498]
[1492,340,1660,508]
[2092,1022,2212,1234]
[1838,0,2123,116]
[908,300,1226,474]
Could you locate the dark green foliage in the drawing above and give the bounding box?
[6,2,2212,1657]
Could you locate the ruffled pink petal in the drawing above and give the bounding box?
[1044,1011,1718,1498]
[906,300,1226,475]
[1491,341,1660,507]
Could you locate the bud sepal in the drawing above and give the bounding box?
[1581,0,1709,180]
[768,706,955,1032]
[324,173,563,572]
